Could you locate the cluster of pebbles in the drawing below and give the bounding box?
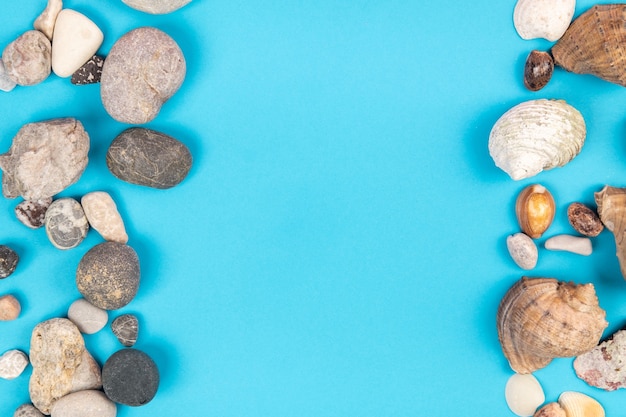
[0,0,193,416]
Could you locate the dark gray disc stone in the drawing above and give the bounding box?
[0,245,18,278]
[102,348,159,406]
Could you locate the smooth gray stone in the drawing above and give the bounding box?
[2,30,51,86]
[76,242,140,310]
[111,314,138,347]
[50,390,116,417]
[0,245,19,278]
[44,198,89,250]
[102,349,159,406]
[121,0,191,14]
[106,127,192,189]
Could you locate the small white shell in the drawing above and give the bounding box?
[513,0,575,41]
[507,233,538,269]
[488,99,586,181]
[557,391,604,417]
[505,373,545,417]
[544,234,592,256]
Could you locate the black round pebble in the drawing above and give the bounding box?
[0,245,19,278]
[102,348,159,406]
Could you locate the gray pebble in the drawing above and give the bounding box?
[68,298,108,334]
[44,198,89,250]
[121,0,191,14]
[0,245,19,278]
[102,348,159,406]
[14,404,44,417]
[107,127,192,188]
[111,314,138,346]
[50,390,116,417]
[2,30,51,86]
[76,242,140,310]
[100,27,185,124]
[15,198,52,229]
[71,55,104,85]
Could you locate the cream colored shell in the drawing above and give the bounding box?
[557,392,605,417]
[488,99,586,181]
[513,0,575,41]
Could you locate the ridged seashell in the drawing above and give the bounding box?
[557,391,605,417]
[488,99,586,181]
[497,277,607,374]
[552,4,626,87]
[513,0,575,41]
[595,185,626,279]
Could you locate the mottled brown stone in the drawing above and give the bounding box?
[568,202,604,237]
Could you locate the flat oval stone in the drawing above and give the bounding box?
[14,404,44,417]
[111,314,138,347]
[100,27,185,124]
[50,390,116,417]
[0,349,29,380]
[76,242,140,310]
[81,191,128,243]
[15,198,52,229]
[121,0,191,14]
[107,127,192,188]
[45,198,89,250]
[102,349,159,406]
[68,298,108,334]
[0,245,19,278]
[2,30,51,86]
[0,294,21,321]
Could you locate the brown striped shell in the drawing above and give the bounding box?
[552,4,626,87]
[497,277,607,374]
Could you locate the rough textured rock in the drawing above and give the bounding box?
[0,349,29,379]
[76,242,140,310]
[0,118,90,200]
[81,191,128,243]
[0,294,21,320]
[44,198,89,250]
[0,59,17,92]
[100,27,186,124]
[111,314,138,347]
[574,329,626,390]
[71,55,104,85]
[51,9,104,78]
[102,349,159,406]
[0,245,19,278]
[50,390,116,417]
[2,30,51,86]
[68,298,108,334]
[33,0,63,40]
[14,404,44,417]
[107,127,192,188]
[29,318,101,414]
[15,198,52,229]
[121,0,191,14]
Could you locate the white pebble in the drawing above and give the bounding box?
[68,298,108,334]
[0,349,29,380]
[544,234,592,256]
[507,233,538,270]
[505,373,545,417]
[81,191,128,244]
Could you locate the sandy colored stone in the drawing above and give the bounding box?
[50,390,116,417]
[0,118,90,200]
[81,191,128,243]
[2,30,51,86]
[121,0,191,14]
[0,349,29,379]
[33,0,63,40]
[68,298,108,334]
[0,294,21,320]
[71,350,102,392]
[14,404,44,417]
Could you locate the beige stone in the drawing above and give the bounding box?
[33,0,63,40]
[0,294,21,320]
[51,390,116,417]
[81,192,128,243]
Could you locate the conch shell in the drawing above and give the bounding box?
[513,0,575,41]
[552,4,626,87]
[488,99,586,180]
[595,185,626,279]
[497,277,607,374]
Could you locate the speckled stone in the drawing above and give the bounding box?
[102,349,159,406]
[0,118,90,200]
[107,127,192,188]
[14,404,44,417]
[575,329,626,390]
[100,27,185,124]
[68,298,108,334]
[44,198,89,250]
[121,0,191,14]
[50,390,116,417]
[71,55,104,85]
[76,242,140,310]
[111,314,138,347]
[0,59,17,92]
[15,198,52,229]
[0,245,19,278]
[2,30,51,86]
[81,191,128,243]
[0,294,20,321]
[0,349,29,380]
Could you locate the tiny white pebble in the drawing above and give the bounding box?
[0,349,29,380]
[507,233,538,270]
[544,234,592,256]
[505,373,545,417]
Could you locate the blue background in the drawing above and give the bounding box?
[2,0,626,416]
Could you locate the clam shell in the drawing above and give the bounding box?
[594,185,626,279]
[552,4,626,87]
[514,0,575,41]
[497,277,607,374]
[488,99,586,181]
[557,391,605,417]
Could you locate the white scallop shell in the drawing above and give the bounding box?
[488,99,586,181]
[513,0,576,41]
[558,391,605,417]
[505,373,545,416]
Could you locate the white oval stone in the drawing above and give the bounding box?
[50,390,116,417]
[81,191,128,244]
[68,298,108,334]
[0,349,29,380]
[506,233,538,270]
[51,9,104,78]
[544,234,593,256]
[505,373,545,417]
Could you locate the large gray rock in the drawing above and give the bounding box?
[121,0,191,14]
[0,118,90,200]
[2,30,51,86]
[100,27,185,124]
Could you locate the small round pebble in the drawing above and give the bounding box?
[76,241,140,310]
[0,245,19,278]
[505,373,545,417]
[102,348,159,406]
[0,349,29,379]
[44,198,89,250]
[68,298,108,334]
[568,202,604,237]
[15,198,52,229]
[50,390,116,417]
[14,404,44,417]
[2,30,51,86]
[0,294,20,321]
[506,233,538,270]
[111,314,138,346]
